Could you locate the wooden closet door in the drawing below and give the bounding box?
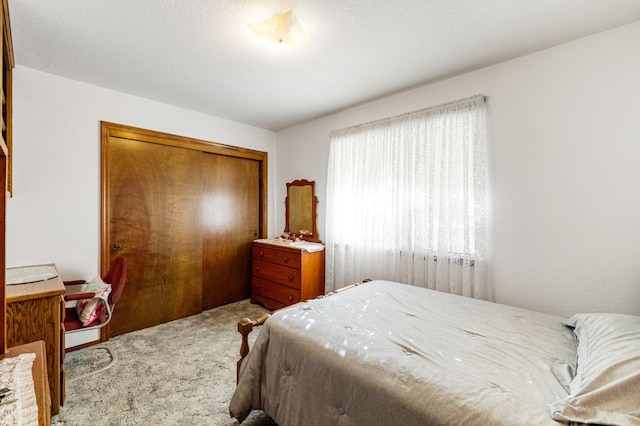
[107,137,204,336]
[202,154,260,309]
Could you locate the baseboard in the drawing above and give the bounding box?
[65,339,103,353]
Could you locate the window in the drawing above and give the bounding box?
[325,95,487,298]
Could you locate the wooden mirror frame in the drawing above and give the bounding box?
[284,179,320,242]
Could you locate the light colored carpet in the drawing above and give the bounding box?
[53,299,276,425]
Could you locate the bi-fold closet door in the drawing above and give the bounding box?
[102,122,266,337]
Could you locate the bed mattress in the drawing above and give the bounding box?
[230,280,577,425]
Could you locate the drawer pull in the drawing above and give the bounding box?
[283,256,289,262]
[288,275,294,281]
[256,266,261,272]
[255,284,260,289]
[259,251,264,257]
[288,295,294,301]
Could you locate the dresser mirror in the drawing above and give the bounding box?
[284,179,320,242]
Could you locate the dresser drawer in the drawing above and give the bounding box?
[252,277,300,307]
[252,245,301,269]
[253,259,301,289]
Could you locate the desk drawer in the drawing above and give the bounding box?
[252,245,301,269]
[252,277,300,307]
[252,259,301,289]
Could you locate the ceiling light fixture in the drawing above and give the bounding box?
[247,9,307,47]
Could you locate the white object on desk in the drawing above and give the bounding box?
[6,265,58,285]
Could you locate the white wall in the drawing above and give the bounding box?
[9,66,277,281]
[276,21,640,317]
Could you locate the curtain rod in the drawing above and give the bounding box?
[330,94,487,136]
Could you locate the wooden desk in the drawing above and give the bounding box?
[0,341,52,425]
[6,265,65,416]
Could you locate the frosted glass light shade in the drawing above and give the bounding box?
[247,9,307,47]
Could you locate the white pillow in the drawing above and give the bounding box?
[551,313,640,425]
[75,276,112,326]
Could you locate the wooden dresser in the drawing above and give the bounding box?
[251,240,325,310]
[6,265,66,416]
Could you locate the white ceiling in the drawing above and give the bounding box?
[8,0,640,131]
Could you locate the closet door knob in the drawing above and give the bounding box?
[112,243,121,251]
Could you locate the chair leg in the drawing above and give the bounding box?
[66,344,118,383]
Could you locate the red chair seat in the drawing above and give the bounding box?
[64,306,110,331]
[64,307,85,332]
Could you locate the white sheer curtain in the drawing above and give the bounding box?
[325,95,487,298]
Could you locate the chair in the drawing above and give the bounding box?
[63,256,127,381]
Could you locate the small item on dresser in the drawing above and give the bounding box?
[271,236,291,244]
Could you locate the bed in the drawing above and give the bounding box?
[230,280,640,425]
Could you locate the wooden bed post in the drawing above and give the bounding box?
[237,314,270,383]
[235,279,372,383]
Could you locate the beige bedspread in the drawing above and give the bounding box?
[230,280,577,425]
